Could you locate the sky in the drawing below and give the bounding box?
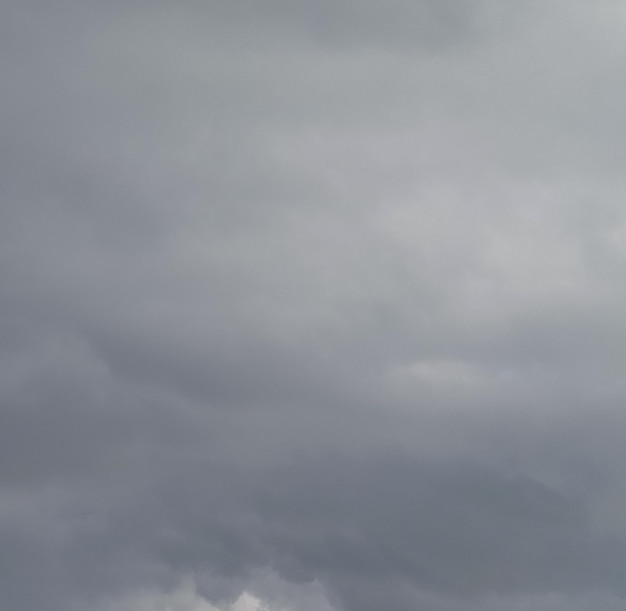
[3,1,626,610]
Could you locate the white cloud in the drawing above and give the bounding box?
[100,579,270,611]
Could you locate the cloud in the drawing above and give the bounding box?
[100,580,262,611]
[4,1,626,610]
[98,573,336,611]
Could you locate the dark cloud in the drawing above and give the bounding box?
[3,1,626,610]
[203,0,500,51]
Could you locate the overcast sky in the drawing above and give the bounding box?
[4,1,626,610]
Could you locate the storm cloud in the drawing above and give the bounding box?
[3,1,626,610]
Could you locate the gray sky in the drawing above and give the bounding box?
[3,1,626,610]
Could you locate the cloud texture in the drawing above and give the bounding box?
[3,1,626,609]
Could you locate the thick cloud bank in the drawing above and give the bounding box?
[3,1,626,610]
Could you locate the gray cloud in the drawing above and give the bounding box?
[3,1,626,610]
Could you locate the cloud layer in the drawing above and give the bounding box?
[3,1,626,610]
